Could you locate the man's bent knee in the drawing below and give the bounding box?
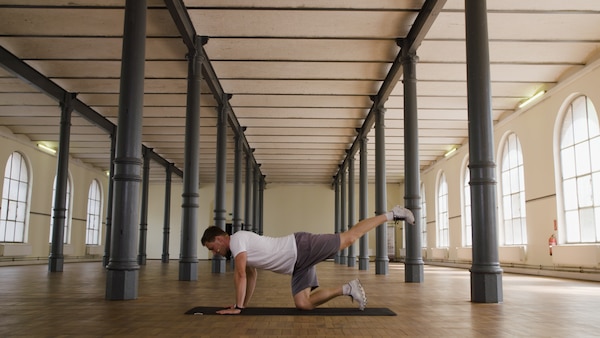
[293,290,315,310]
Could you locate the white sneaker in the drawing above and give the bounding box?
[392,205,415,225]
[347,279,367,310]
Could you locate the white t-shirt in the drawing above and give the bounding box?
[229,231,297,275]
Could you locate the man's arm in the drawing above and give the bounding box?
[243,265,257,307]
[217,251,249,314]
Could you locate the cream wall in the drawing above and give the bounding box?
[0,128,108,261]
[146,181,404,261]
[420,58,600,271]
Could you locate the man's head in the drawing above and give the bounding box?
[201,226,229,256]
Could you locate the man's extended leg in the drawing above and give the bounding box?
[339,205,414,250]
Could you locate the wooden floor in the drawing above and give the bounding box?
[1,260,600,337]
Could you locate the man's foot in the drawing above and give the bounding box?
[392,205,415,225]
[347,279,367,310]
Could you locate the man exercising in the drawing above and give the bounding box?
[201,205,414,314]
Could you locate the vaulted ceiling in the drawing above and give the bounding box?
[1,0,599,185]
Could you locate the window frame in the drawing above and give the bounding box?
[436,171,449,248]
[498,132,528,246]
[1,151,31,243]
[85,179,103,245]
[462,157,472,247]
[556,94,600,244]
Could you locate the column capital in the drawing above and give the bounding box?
[401,49,419,65]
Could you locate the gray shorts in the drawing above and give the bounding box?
[291,232,340,296]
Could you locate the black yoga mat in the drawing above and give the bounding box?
[185,306,396,316]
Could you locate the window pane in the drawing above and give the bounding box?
[572,96,589,143]
[596,207,600,242]
[565,210,580,242]
[591,137,600,172]
[14,222,24,242]
[577,175,593,208]
[586,98,599,138]
[504,219,514,244]
[513,219,523,244]
[593,172,600,206]
[561,147,576,179]
[7,201,17,220]
[561,108,574,148]
[503,195,512,219]
[10,156,21,179]
[510,168,520,192]
[502,169,511,193]
[579,208,595,242]
[15,202,26,222]
[563,178,578,210]
[575,142,591,175]
[5,221,15,241]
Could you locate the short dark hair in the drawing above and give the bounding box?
[201,226,228,246]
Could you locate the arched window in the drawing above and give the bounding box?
[49,175,72,244]
[559,95,600,243]
[463,160,472,246]
[437,172,449,247]
[85,179,102,245]
[1,152,29,243]
[500,132,527,245]
[420,182,427,248]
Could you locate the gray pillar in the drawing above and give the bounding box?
[358,136,369,270]
[48,92,75,272]
[161,163,172,263]
[258,175,265,235]
[244,153,253,232]
[339,167,347,265]
[334,175,341,264]
[103,131,116,267]
[179,36,205,281]
[233,134,243,234]
[374,106,389,275]
[212,97,228,273]
[402,48,424,283]
[347,156,356,267]
[105,0,146,300]
[137,148,150,265]
[465,0,503,303]
[253,166,260,234]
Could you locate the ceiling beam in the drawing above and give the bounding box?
[0,46,183,178]
[333,0,447,184]
[164,0,263,177]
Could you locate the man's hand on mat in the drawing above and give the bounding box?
[216,305,242,315]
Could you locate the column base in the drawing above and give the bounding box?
[48,256,64,272]
[179,261,198,281]
[358,257,369,270]
[404,262,424,282]
[106,268,138,300]
[470,265,503,303]
[212,256,227,273]
[347,256,356,267]
[161,254,169,263]
[375,257,388,275]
